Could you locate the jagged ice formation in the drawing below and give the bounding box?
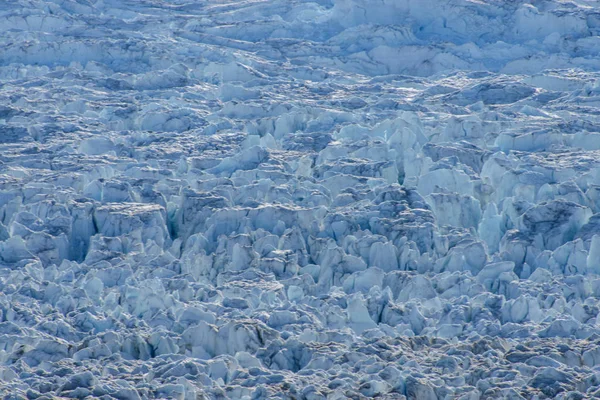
[3,0,600,399]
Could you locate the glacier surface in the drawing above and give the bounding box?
[3,0,600,398]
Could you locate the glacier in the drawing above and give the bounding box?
[3,0,600,398]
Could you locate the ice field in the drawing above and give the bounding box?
[3,0,600,398]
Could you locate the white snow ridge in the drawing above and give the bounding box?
[4,0,600,398]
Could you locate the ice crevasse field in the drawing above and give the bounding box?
[4,0,600,398]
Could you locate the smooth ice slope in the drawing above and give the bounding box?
[3,0,600,399]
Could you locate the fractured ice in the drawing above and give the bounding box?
[3,0,600,398]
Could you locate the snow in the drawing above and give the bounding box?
[3,0,600,398]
